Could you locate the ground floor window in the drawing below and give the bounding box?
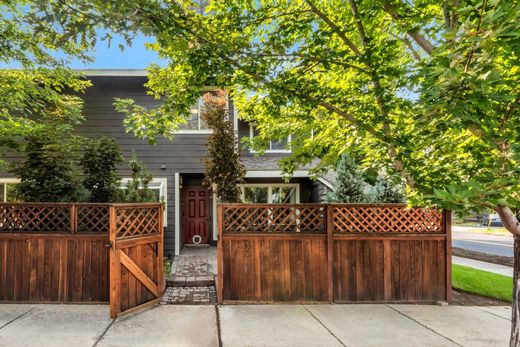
[120,177,168,226]
[239,184,299,204]
[0,179,20,202]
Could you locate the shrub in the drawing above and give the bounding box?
[325,154,406,203]
[325,154,366,203]
[116,151,157,202]
[11,131,87,202]
[371,175,406,203]
[80,137,124,202]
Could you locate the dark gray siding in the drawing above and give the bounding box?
[311,181,331,202]
[76,76,223,256]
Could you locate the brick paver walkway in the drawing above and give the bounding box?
[162,247,217,305]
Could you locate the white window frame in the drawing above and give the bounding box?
[120,177,168,226]
[239,183,300,204]
[249,125,291,153]
[175,97,213,134]
[0,178,20,203]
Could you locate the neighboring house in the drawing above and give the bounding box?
[0,69,333,257]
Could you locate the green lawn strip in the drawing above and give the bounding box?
[453,226,510,236]
[452,264,512,302]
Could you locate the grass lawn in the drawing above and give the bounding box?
[452,264,512,302]
[453,225,510,236]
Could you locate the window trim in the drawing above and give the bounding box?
[0,178,20,203]
[239,183,300,204]
[120,177,168,226]
[175,97,213,134]
[249,125,291,154]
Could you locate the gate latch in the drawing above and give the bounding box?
[106,242,113,249]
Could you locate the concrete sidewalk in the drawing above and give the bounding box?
[0,303,511,347]
[453,255,513,277]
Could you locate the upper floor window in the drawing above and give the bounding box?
[249,125,291,153]
[177,97,212,133]
[0,179,20,202]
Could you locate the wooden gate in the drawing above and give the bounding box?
[109,203,164,318]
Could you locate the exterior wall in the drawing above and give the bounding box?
[312,181,332,202]
[77,76,225,256]
[0,74,322,255]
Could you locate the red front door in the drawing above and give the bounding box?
[183,187,210,244]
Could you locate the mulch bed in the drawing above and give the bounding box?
[453,247,513,267]
[452,289,510,306]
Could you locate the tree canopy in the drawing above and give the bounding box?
[21,0,518,221]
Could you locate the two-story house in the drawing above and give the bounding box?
[0,69,334,257]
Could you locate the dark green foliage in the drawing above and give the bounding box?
[371,176,406,203]
[325,155,366,203]
[80,137,123,202]
[116,151,157,203]
[201,91,246,203]
[326,155,406,203]
[11,130,86,202]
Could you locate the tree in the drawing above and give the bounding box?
[116,152,157,203]
[80,137,124,202]
[0,2,92,166]
[201,91,245,203]
[325,154,366,203]
[10,130,86,202]
[18,1,520,342]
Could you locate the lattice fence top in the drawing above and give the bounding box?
[222,205,326,233]
[114,206,161,239]
[0,204,71,232]
[77,205,110,233]
[332,206,443,233]
[0,203,161,235]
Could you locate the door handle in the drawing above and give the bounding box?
[106,242,113,249]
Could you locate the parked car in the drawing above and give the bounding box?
[481,213,503,227]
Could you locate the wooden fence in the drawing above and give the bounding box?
[217,204,451,304]
[0,202,163,305]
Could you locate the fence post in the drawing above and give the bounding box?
[109,205,120,318]
[157,204,165,290]
[444,209,452,303]
[326,204,334,303]
[70,204,76,234]
[216,204,224,304]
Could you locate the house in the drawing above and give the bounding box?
[0,69,334,257]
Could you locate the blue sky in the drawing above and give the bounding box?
[68,34,166,69]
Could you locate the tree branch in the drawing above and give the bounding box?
[383,3,434,55]
[303,0,361,56]
[251,52,367,72]
[388,32,422,61]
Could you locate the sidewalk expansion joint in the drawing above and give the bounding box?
[215,305,223,347]
[473,307,511,322]
[385,305,463,347]
[0,305,39,331]
[303,306,347,347]
[91,318,116,347]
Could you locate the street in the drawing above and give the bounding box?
[452,226,513,257]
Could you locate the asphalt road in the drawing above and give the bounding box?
[452,226,513,257]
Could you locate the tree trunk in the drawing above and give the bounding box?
[495,206,520,347]
[512,236,520,347]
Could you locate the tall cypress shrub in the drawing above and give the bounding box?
[201,91,245,203]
